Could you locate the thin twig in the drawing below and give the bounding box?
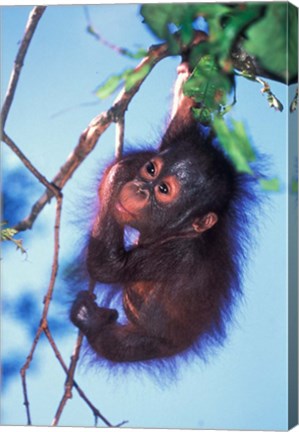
[13,42,169,233]
[84,6,137,58]
[52,281,98,425]
[20,326,44,425]
[44,326,113,427]
[1,6,46,129]
[53,278,97,425]
[2,132,61,199]
[52,332,84,426]
[20,194,63,425]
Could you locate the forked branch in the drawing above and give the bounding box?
[20,193,63,425]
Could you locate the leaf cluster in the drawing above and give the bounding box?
[1,222,26,254]
[139,3,297,190]
[95,3,298,191]
[141,2,297,117]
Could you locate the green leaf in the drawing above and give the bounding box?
[188,4,263,67]
[1,223,27,254]
[213,116,256,174]
[192,107,212,125]
[96,65,149,99]
[96,73,127,99]
[183,55,232,112]
[124,63,151,92]
[1,227,18,241]
[192,3,229,17]
[230,120,256,162]
[141,4,175,40]
[259,178,281,192]
[117,47,148,60]
[140,3,267,80]
[140,4,233,56]
[180,20,194,46]
[140,4,180,54]
[244,3,298,83]
[96,61,152,100]
[128,48,148,60]
[118,47,148,60]
[217,4,264,62]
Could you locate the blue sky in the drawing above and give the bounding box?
[1,4,297,429]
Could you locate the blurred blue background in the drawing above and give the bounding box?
[1,4,296,429]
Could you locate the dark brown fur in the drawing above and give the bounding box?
[70,63,257,366]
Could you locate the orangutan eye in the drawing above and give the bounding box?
[158,183,169,194]
[146,162,155,176]
[140,158,163,181]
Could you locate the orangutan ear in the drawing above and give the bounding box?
[192,212,218,233]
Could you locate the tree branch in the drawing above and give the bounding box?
[1,6,46,129]
[13,42,169,232]
[52,332,84,426]
[44,326,114,427]
[2,132,61,199]
[20,193,63,425]
[115,117,125,160]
